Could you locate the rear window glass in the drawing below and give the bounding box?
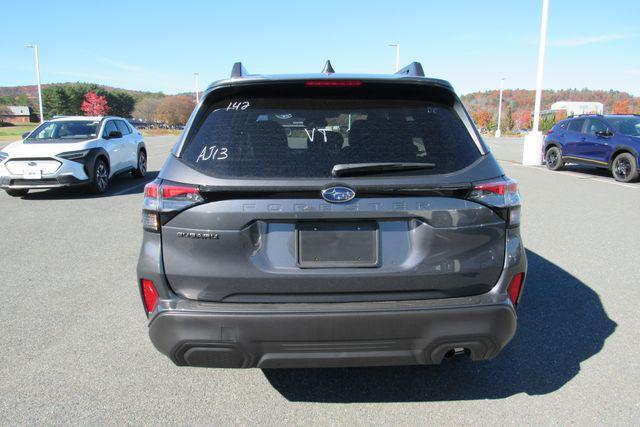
[568,118,585,132]
[181,98,480,178]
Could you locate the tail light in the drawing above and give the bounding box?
[507,273,525,307]
[142,179,204,232]
[140,279,159,314]
[546,129,554,135]
[468,177,521,227]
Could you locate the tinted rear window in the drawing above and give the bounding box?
[568,118,585,132]
[181,98,480,178]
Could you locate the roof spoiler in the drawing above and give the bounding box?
[230,62,250,78]
[230,60,425,78]
[395,62,425,77]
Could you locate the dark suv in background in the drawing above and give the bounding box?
[544,114,640,182]
[137,61,527,369]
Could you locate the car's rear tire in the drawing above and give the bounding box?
[611,152,639,183]
[90,158,110,194]
[132,150,147,178]
[545,146,564,171]
[5,189,29,197]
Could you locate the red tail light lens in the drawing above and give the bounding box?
[142,179,203,232]
[468,178,521,227]
[141,279,159,313]
[546,129,554,135]
[507,273,525,307]
[305,80,362,87]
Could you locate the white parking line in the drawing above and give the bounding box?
[111,182,147,196]
[497,159,640,189]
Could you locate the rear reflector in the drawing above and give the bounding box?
[507,273,525,307]
[141,279,159,313]
[305,80,362,87]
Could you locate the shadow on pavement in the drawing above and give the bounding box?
[17,171,158,200]
[263,249,616,402]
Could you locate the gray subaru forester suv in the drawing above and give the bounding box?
[137,61,527,369]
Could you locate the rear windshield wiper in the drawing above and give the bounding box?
[331,162,436,177]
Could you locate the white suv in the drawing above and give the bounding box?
[0,116,146,196]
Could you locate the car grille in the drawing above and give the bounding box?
[5,158,62,175]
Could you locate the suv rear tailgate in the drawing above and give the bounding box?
[161,196,505,302]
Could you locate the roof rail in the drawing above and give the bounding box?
[395,62,425,77]
[230,62,250,78]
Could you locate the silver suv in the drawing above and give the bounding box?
[137,61,527,368]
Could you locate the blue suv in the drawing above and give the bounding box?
[543,114,640,182]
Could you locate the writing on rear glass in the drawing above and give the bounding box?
[226,101,250,111]
[196,146,228,162]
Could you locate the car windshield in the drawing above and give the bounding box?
[26,120,99,142]
[181,98,480,178]
[607,117,640,137]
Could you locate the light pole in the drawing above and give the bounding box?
[25,44,44,123]
[523,0,549,165]
[495,77,506,138]
[388,43,400,71]
[194,73,200,104]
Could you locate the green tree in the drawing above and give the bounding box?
[540,115,556,133]
[502,108,515,133]
[42,86,73,118]
[106,90,135,117]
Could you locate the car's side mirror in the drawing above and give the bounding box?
[107,130,122,139]
[22,132,30,139]
[595,130,613,138]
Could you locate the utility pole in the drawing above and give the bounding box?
[25,44,44,122]
[495,77,506,138]
[523,0,550,165]
[388,43,400,71]
[194,73,200,104]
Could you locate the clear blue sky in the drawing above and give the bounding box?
[2,0,639,95]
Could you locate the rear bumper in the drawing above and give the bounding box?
[148,294,517,368]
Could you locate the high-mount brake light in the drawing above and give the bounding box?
[305,80,362,87]
[142,179,203,232]
[468,178,521,227]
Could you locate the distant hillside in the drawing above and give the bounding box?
[461,89,640,131]
[0,83,166,105]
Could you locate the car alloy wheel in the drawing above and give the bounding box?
[546,150,559,168]
[96,162,108,192]
[614,157,631,180]
[139,152,147,176]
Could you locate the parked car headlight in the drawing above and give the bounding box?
[57,149,90,162]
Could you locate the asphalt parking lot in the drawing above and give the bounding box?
[1,136,638,424]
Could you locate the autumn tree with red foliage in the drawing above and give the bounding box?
[81,91,110,116]
[613,99,633,114]
[515,109,532,130]
[471,109,492,128]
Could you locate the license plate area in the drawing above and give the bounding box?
[296,221,379,268]
[23,167,42,180]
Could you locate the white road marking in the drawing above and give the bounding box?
[111,182,147,196]
[497,159,639,189]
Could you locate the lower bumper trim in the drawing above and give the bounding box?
[149,300,517,369]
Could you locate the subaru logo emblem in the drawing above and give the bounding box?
[321,186,356,203]
[28,161,37,166]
